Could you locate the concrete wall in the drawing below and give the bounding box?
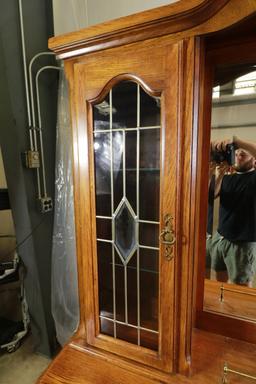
[0,0,57,356]
[86,0,178,27]
[52,0,178,35]
[211,99,256,141]
[0,148,16,256]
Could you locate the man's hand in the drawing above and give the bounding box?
[211,139,232,152]
[208,161,216,186]
[214,162,230,198]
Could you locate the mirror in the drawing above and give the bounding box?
[204,64,256,321]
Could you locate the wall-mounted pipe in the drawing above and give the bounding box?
[29,52,56,129]
[35,66,63,198]
[29,52,56,162]
[18,0,42,199]
[18,0,58,205]
[28,52,56,200]
[18,0,33,150]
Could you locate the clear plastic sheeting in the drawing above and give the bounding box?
[51,69,79,346]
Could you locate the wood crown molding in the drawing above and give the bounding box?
[49,0,231,58]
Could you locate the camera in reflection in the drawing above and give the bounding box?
[210,143,236,165]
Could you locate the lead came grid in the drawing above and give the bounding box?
[94,83,160,347]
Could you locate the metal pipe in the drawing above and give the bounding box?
[28,54,57,200]
[18,0,41,198]
[29,52,56,129]
[35,65,63,197]
[18,0,33,149]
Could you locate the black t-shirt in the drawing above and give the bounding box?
[218,170,256,242]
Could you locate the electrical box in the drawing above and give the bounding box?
[38,197,53,213]
[23,151,40,168]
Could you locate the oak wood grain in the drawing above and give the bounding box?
[38,329,256,384]
[204,279,256,321]
[72,37,181,372]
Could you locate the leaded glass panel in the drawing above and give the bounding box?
[93,81,161,349]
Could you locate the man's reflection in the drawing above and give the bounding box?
[208,136,256,287]
[205,167,215,279]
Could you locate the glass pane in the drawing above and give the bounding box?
[93,94,110,131]
[116,323,137,344]
[140,129,160,221]
[112,82,137,128]
[114,202,136,262]
[94,132,111,216]
[113,131,123,210]
[126,131,137,213]
[100,317,114,337]
[115,252,125,322]
[140,330,158,351]
[140,248,159,331]
[139,223,159,248]
[127,254,137,326]
[140,88,160,127]
[140,248,158,273]
[96,218,112,240]
[98,242,113,319]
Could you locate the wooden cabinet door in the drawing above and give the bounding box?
[70,38,186,373]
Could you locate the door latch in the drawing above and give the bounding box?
[159,214,176,261]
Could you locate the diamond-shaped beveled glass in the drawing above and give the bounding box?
[114,200,136,263]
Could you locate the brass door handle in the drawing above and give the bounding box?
[159,214,176,260]
[159,229,176,245]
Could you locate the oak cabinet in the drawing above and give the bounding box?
[38,1,256,383]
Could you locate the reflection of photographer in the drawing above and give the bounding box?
[209,136,256,286]
[210,142,236,165]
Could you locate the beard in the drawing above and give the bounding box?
[234,158,255,173]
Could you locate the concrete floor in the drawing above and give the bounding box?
[0,335,51,384]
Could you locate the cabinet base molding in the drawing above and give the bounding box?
[38,330,256,384]
[37,342,184,384]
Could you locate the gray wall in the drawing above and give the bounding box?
[0,0,57,356]
[52,0,178,35]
